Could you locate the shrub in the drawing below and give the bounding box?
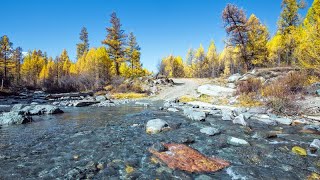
[261,71,306,114]
[236,77,262,95]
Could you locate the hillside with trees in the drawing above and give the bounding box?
[159,0,320,78]
[0,12,148,93]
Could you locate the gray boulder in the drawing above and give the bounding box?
[167,108,179,112]
[272,117,292,125]
[221,109,234,121]
[146,119,169,134]
[0,111,31,125]
[310,139,320,149]
[228,73,241,83]
[95,95,107,102]
[73,100,99,107]
[200,127,220,136]
[233,114,247,126]
[28,105,64,115]
[183,108,206,121]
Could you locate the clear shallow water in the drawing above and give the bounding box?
[0,102,319,179]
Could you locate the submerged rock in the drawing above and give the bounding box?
[149,143,230,173]
[146,119,169,134]
[200,127,220,136]
[0,111,32,125]
[227,137,250,146]
[183,108,206,121]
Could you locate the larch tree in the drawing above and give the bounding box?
[76,27,89,60]
[206,41,219,77]
[246,14,269,67]
[194,44,206,77]
[222,4,251,71]
[294,0,320,71]
[126,32,142,77]
[277,0,305,65]
[0,35,13,87]
[102,12,127,76]
[12,47,23,84]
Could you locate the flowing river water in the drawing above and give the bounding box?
[0,101,319,179]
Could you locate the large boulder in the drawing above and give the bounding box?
[0,111,32,125]
[146,119,169,134]
[73,100,99,107]
[197,84,235,97]
[28,105,64,115]
[11,104,63,115]
[227,73,241,83]
[183,108,206,121]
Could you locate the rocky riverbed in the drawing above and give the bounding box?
[0,98,320,179]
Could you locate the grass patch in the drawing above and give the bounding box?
[179,94,213,103]
[112,92,147,99]
[236,93,263,107]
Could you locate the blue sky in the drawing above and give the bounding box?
[0,0,313,72]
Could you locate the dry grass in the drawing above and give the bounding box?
[112,92,147,99]
[236,93,263,107]
[179,94,213,103]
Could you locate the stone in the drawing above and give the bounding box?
[233,114,247,126]
[227,73,241,83]
[310,139,320,149]
[197,84,235,97]
[292,146,307,156]
[11,104,24,112]
[200,127,220,136]
[73,100,99,107]
[151,142,167,152]
[146,119,169,134]
[187,101,214,109]
[149,143,230,173]
[221,109,234,121]
[227,137,250,146]
[28,105,64,115]
[303,125,320,132]
[95,95,107,102]
[0,111,32,125]
[195,175,213,180]
[167,108,179,112]
[183,108,206,121]
[317,89,320,96]
[272,117,292,125]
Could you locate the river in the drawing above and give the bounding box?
[0,101,318,179]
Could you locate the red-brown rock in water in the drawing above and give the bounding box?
[149,143,230,173]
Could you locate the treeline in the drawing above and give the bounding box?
[159,0,320,78]
[0,12,148,92]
